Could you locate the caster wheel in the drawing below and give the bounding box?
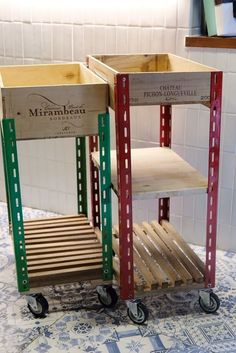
[97,286,118,308]
[127,302,149,324]
[199,292,220,314]
[27,294,49,318]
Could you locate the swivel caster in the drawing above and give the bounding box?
[127,300,149,324]
[199,290,220,314]
[97,286,118,308]
[27,293,49,318]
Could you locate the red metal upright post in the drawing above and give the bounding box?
[205,71,222,288]
[159,105,172,223]
[115,74,134,300]
[89,135,100,228]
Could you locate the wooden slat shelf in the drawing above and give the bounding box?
[96,220,205,293]
[24,215,104,288]
[92,147,207,200]
[185,36,236,49]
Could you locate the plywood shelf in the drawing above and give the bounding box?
[185,36,236,49]
[92,147,208,200]
[24,215,104,288]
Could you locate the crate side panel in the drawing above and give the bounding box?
[2,85,107,139]
[0,64,81,87]
[79,64,108,84]
[99,54,157,72]
[129,72,211,105]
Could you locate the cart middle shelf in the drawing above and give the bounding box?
[92,147,207,199]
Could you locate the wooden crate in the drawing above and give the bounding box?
[87,53,219,108]
[0,63,108,140]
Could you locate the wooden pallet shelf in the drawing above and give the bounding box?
[96,220,205,294]
[24,215,104,288]
[92,147,208,200]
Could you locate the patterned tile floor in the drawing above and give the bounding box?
[0,201,236,353]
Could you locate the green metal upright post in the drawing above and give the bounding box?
[98,113,113,281]
[2,119,29,292]
[76,136,87,216]
[1,128,12,229]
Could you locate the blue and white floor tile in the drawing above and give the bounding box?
[0,202,236,353]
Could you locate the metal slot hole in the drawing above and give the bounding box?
[209,224,212,234]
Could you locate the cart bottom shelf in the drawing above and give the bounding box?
[24,214,103,288]
[111,220,205,294]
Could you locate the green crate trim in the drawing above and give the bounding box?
[2,119,29,292]
[76,136,87,216]
[99,113,113,280]
[1,127,12,228]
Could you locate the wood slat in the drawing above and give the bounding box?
[142,222,192,284]
[95,228,145,290]
[28,264,103,278]
[151,221,204,283]
[28,257,103,272]
[24,219,90,230]
[134,224,181,286]
[113,256,144,290]
[113,226,156,290]
[161,220,205,274]
[24,225,94,235]
[25,229,95,240]
[25,233,97,244]
[26,248,102,260]
[133,224,170,288]
[24,214,85,224]
[26,243,101,255]
[27,253,102,266]
[25,239,100,250]
[112,230,153,290]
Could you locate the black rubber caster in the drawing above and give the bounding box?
[127,302,149,324]
[97,286,118,308]
[199,292,220,314]
[27,294,49,318]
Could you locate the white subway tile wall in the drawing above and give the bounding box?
[0,0,235,250]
